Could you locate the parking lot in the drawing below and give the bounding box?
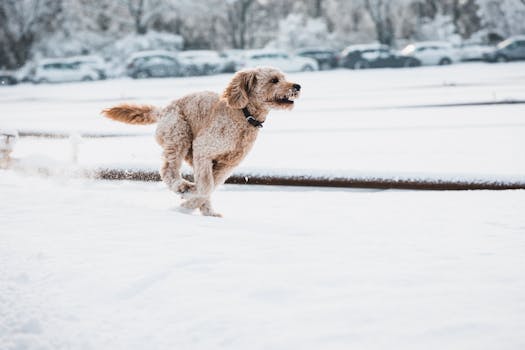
[2,36,525,86]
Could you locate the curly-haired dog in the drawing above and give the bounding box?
[102,67,301,217]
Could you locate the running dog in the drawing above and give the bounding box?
[102,67,301,217]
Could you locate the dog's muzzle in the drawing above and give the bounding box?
[271,84,301,105]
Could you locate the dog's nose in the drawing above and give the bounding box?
[293,84,301,91]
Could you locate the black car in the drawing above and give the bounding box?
[483,36,525,62]
[0,71,18,86]
[340,44,420,69]
[296,48,339,70]
[126,51,182,79]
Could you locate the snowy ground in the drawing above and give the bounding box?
[1,63,525,349]
[1,172,525,350]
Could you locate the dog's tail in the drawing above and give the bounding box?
[102,103,159,125]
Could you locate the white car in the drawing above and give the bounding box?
[457,43,493,61]
[125,50,182,78]
[65,55,107,79]
[400,41,459,66]
[33,59,100,84]
[178,50,228,75]
[238,50,319,72]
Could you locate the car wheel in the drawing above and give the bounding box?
[320,62,331,70]
[35,78,49,84]
[181,66,194,77]
[353,60,369,69]
[81,76,93,82]
[439,57,452,65]
[495,55,507,63]
[301,65,315,72]
[135,71,150,79]
[151,67,168,77]
[404,58,420,68]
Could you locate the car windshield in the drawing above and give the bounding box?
[401,45,415,55]
[497,39,513,49]
[180,51,218,58]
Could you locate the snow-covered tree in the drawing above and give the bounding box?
[3,0,525,70]
[324,0,376,45]
[266,13,334,50]
[224,0,259,49]
[363,0,395,45]
[122,0,173,34]
[31,0,121,59]
[0,0,60,68]
[476,0,525,42]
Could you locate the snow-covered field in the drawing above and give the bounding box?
[1,63,525,350]
[1,173,525,350]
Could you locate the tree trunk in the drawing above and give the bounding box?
[227,0,255,49]
[364,0,393,46]
[238,0,254,49]
[0,3,36,69]
[312,0,323,18]
[129,0,147,34]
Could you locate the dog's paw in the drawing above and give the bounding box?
[199,201,222,218]
[180,189,196,200]
[202,211,223,218]
[179,180,196,194]
[180,197,201,210]
[169,179,196,196]
[173,206,195,215]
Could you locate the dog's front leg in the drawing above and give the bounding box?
[194,163,234,217]
[180,157,221,217]
[213,163,234,188]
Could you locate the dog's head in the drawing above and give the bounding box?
[223,67,301,111]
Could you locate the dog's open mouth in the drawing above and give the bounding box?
[274,94,298,105]
[275,97,294,105]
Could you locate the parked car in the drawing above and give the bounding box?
[66,55,107,79]
[340,43,420,69]
[400,41,459,65]
[483,36,525,63]
[457,43,493,61]
[220,49,245,73]
[14,62,36,83]
[125,50,182,79]
[33,59,100,84]
[0,71,18,86]
[296,48,339,70]
[178,50,228,75]
[238,50,318,72]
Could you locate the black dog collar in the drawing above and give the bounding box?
[242,107,263,128]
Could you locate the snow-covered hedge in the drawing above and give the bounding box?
[104,31,184,61]
[31,31,112,60]
[31,31,183,67]
[30,31,184,77]
[266,14,339,50]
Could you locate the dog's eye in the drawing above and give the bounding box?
[270,77,279,84]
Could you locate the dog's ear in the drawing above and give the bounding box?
[223,70,257,109]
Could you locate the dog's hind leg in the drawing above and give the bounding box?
[156,118,195,196]
[160,147,195,195]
